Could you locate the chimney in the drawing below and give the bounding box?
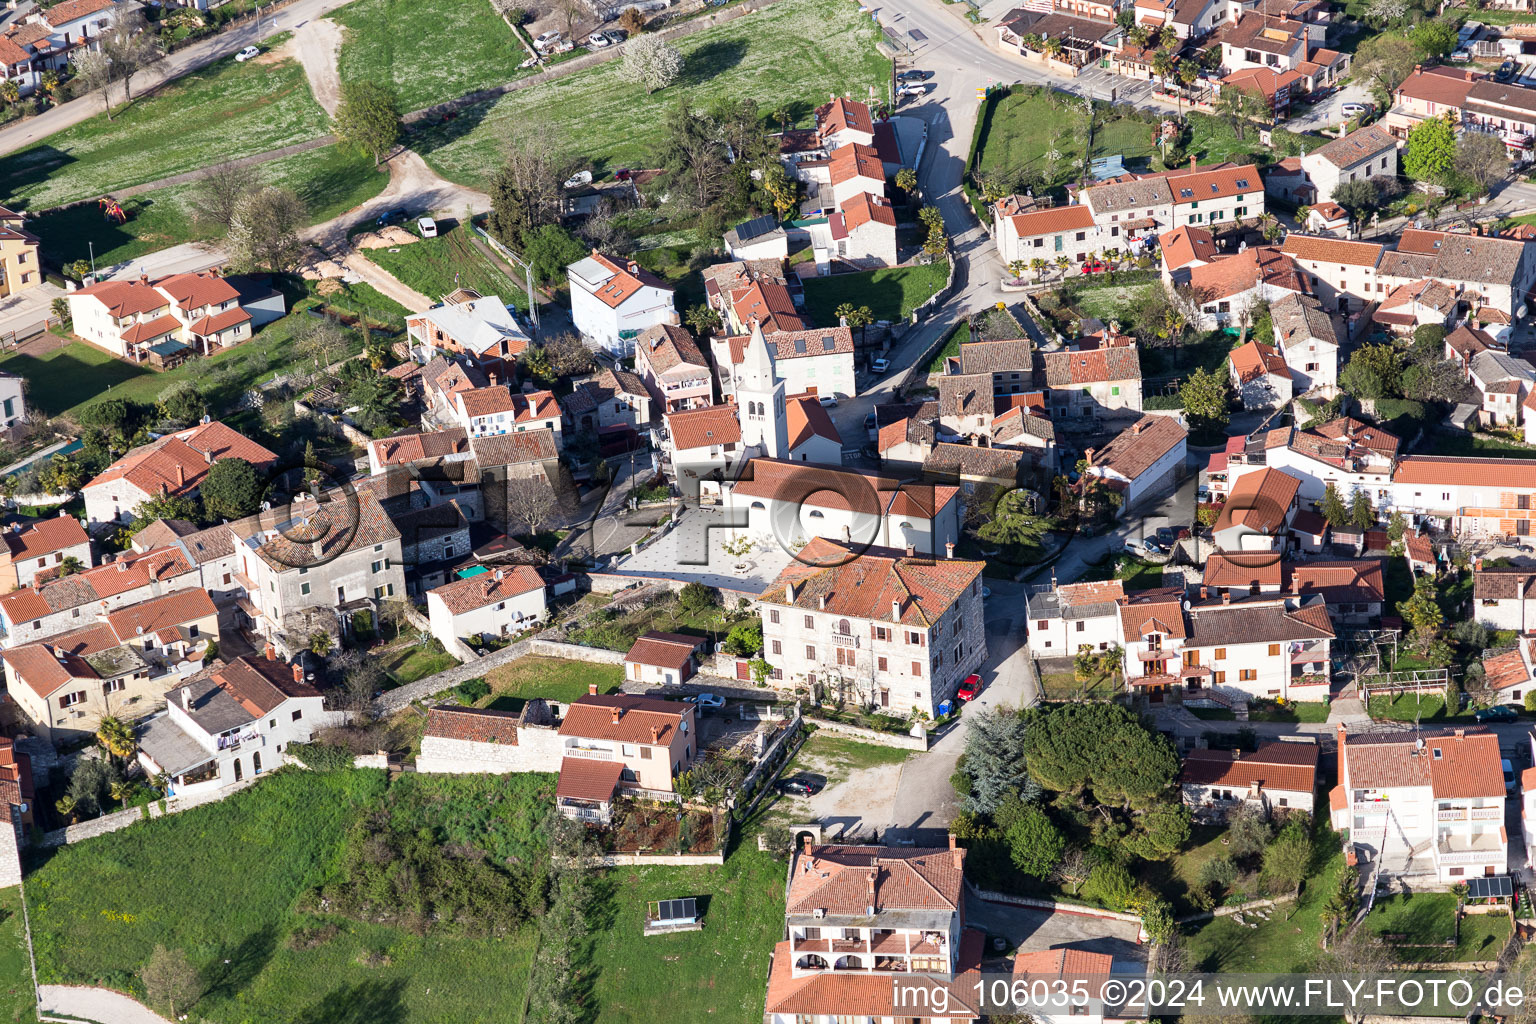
[203,448,213,465]
[265,643,276,661]
[891,598,901,620]
[1221,590,1231,604]
[1454,727,1466,738]
[786,581,797,603]
[948,833,957,851]
[611,707,622,724]
[818,594,828,609]
[650,724,660,743]
[1189,154,1197,171]
[118,561,128,573]
[1133,421,1145,436]
[970,435,979,447]
[1083,447,1095,468]
[867,869,877,900]
[945,541,955,559]
[175,464,185,488]
[180,685,191,708]
[292,662,304,684]
[952,838,963,871]
[628,261,640,275]
[803,834,813,855]
[311,539,324,561]
[589,683,599,695]
[489,370,499,386]
[140,272,149,285]
[57,508,67,518]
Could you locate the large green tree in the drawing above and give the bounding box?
[332,81,401,166]
[1024,702,1178,808]
[200,458,265,522]
[1339,341,1404,399]
[1180,366,1230,438]
[1404,114,1457,183]
[960,707,1035,815]
[522,224,587,287]
[1004,804,1065,879]
[1409,19,1458,58]
[1320,482,1348,528]
[130,492,202,532]
[1353,33,1419,101]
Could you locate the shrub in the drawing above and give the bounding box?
[454,678,491,705]
[1082,861,1137,911]
[288,742,354,772]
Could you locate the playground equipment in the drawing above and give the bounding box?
[99,197,127,225]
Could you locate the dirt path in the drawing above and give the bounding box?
[285,18,345,118]
[38,985,175,1024]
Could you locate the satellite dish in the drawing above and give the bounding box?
[136,625,144,635]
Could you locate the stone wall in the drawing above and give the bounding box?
[972,886,1145,937]
[0,810,20,890]
[804,716,928,750]
[373,640,533,714]
[38,776,260,849]
[528,639,625,665]
[592,851,725,867]
[401,600,478,663]
[416,724,563,775]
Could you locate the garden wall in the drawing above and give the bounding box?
[37,776,260,849]
[374,639,534,714]
[399,601,479,663]
[416,724,563,775]
[974,886,1145,936]
[592,851,725,867]
[528,639,626,665]
[804,716,928,750]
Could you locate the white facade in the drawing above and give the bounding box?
[425,572,548,649]
[567,253,677,357]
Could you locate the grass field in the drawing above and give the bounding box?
[1364,893,1512,964]
[334,0,526,112]
[1368,692,1469,722]
[0,43,329,209]
[1039,671,1120,701]
[927,320,968,374]
[383,646,460,685]
[28,146,389,269]
[1072,283,1155,323]
[1249,700,1331,724]
[416,0,890,186]
[363,224,523,304]
[974,89,1159,191]
[481,656,625,711]
[801,262,949,324]
[0,889,34,1024]
[1424,430,1536,459]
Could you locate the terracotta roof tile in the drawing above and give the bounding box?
[762,539,981,629]
[665,404,742,451]
[556,756,625,802]
[424,704,525,743]
[1181,741,1318,792]
[1342,727,1503,798]
[1088,414,1186,481]
[427,564,544,615]
[827,142,885,187]
[1214,467,1301,534]
[1004,204,1097,237]
[559,693,690,745]
[1281,234,1385,267]
[624,631,702,670]
[1042,347,1141,385]
[786,843,965,915]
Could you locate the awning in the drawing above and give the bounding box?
[556,757,625,804]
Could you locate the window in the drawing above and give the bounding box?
[292,709,303,722]
[878,656,888,671]
[806,645,816,659]
[1214,648,1226,659]
[640,747,652,759]
[911,661,922,675]
[300,582,311,596]
[769,610,780,624]
[1239,669,1257,681]
[771,640,782,655]
[1268,643,1280,656]
[1075,620,1085,632]
[804,615,814,629]
[371,560,383,574]
[59,691,87,708]
[1212,671,1226,684]
[270,719,277,728]
[103,679,124,694]
[1037,620,1048,630]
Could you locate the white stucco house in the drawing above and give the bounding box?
[426,565,548,649]
[567,250,677,357]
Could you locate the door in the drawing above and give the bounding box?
[336,587,345,603]
[736,661,751,681]
[232,758,243,782]
[253,751,262,774]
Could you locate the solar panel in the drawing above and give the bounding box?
[655,898,697,922]
[1467,876,1513,899]
[732,215,778,243]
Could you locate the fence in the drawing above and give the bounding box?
[972,886,1147,939]
[0,317,62,350]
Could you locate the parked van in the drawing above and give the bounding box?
[418,217,439,238]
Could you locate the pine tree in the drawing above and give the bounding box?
[1320,483,1348,527]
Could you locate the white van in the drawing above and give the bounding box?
[417,216,439,238]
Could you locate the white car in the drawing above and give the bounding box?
[817,395,838,408]
[534,31,563,50]
[870,357,890,373]
[588,31,615,47]
[417,216,438,238]
[686,693,725,709]
[234,45,260,62]
[897,82,928,98]
[1340,102,1369,118]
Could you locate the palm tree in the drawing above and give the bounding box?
[1007,259,1029,282]
[1054,254,1071,277]
[58,555,84,576]
[97,715,135,765]
[771,105,792,133]
[39,70,58,97]
[50,297,69,324]
[0,80,18,107]
[1029,257,1047,282]
[55,794,78,824]
[1259,212,1281,243]
[1126,24,1150,47]
[309,631,333,657]
[109,780,134,807]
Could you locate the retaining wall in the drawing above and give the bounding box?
[373,639,532,714]
[593,851,725,867]
[974,887,1145,932]
[38,776,260,848]
[804,716,928,750]
[529,639,625,664]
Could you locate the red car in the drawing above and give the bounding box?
[1081,261,1108,274]
[957,675,982,701]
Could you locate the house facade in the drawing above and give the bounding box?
[568,250,677,357]
[425,565,547,650]
[82,421,278,527]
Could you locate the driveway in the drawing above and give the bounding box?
[285,18,345,118]
[38,986,174,1024]
[0,280,65,340]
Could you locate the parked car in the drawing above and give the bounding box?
[235,45,260,62]
[417,216,438,238]
[897,69,929,82]
[1504,758,1517,792]
[1155,526,1177,547]
[1497,60,1519,81]
[1340,102,1369,118]
[897,82,928,98]
[1081,260,1108,274]
[376,207,408,226]
[957,675,982,701]
[534,30,564,50]
[870,357,890,374]
[864,411,878,433]
[1450,48,1474,62]
[686,692,725,709]
[1475,704,1519,722]
[779,776,823,796]
[588,31,616,47]
[817,394,838,408]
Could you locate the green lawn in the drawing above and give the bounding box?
[1141,824,1229,917]
[363,224,523,304]
[1364,893,1512,964]
[1424,430,1536,459]
[334,0,527,112]
[1078,554,1165,591]
[801,262,949,325]
[1249,700,1331,724]
[1072,283,1155,323]
[28,145,389,269]
[0,42,330,209]
[416,0,890,186]
[1185,111,1277,166]
[973,88,1158,191]
[481,655,625,711]
[1368,691,1469,722]
[926,320,968,374]
[1185,832,1344,972]
[0,889,34,1024]
[0,288,380,421]
[384,646,461,685]
[1039,670,1120,701]
[792,732,913,778]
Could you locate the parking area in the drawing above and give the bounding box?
[608,505,793,594]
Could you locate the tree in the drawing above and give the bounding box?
[960,707,1034,814]
[140,945,202,1020]
[544,332,594,378]
[1354,33,1418,100]
[759,162,799,219]
[339,366,404,436]
[617,6,646,34]
[1124,802,1191,860]
[130,492,201,531]
[678,581,718,615]
[103,13,163,104]
[1320,482,1349,528]
[920,204,948,257]
[96,715,135,765]
[309,630,334,657]
[660,101,727,212]
[201,458,265,521]
[618,35,683,94]
[42,454,86,494]
[1404,114,1457,183]
[895,166,918,197]
[294,316,350,383]
[157,379,206,427]
[1004,805,1065,878]
[55,794,78,823]
[1410,18,1459,58]
[333,81,400,166]
[1023,702,1178,808]
[1081,861,1137,911]
[58,556,84,577]
[835,303,874,344]
[723,619,763,656]
[1339,341,1403,399]
[1320,862,1359,935]
[70,49,114,120]
[507,480,559,536]
[1349,488,1376,530]
[487,124,572,247]
[1455,130,1508,194]
[0,79,17,106]
[1332,177,1380,220]
[226,186,307,272]
[194,160,262,231]
[1401,575,1444,643]
[1226,803,1272,859]
[523,223,587,286]
[1261,818,1313,895]
[1179,366,1230,438]
[1364,0,1408,19]
[684,303,721,338]
[977,488,1052,562]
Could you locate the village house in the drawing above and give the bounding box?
[1160,224,1218,286]
[875,401,939,470]
[722,459,963,557]
[1,587,218,741]
[1279,234,1384,315]
[1331,725,1507,882]
[136,651,337,799]
[715,325,856,403]
[561,367,652,435]
[1305,201,1352,237]
[450,386,562,445]
[425,564,547,650]
[723,277,807,336]
[784,394,844,465]
[824,142,887,209]
[1461,80,1536,162]
[1180,740,1319,817]
[1296,126,1399,205]
[624,631,704,686]
[229,489,407,652]
[1229,339,1294,409]
[0,206,40,298]
[1372,278,1458,337]
[0,546,201,647]
[921,441,1038,496]
[1383,229,1536,320]
[1470,350,1536,427]
[1213,466,1302,553]
[1483,637,1536,705]
[81,421,278,528]
[419,356,490,428]
[556,691,698,820]
[635,323,713,414]
[68,271,276,363]
[832,191,900,267]
[1009,948,1115,1024]
[1221,417,1399,514]
[1384,66,1481,141]
[1203,552,1285,597]
[0,513,92,591]
[415,702,562,776]
[1472,565,1536,632]
[764,839,981,1023]
[1269,291,1342,395]
[991,202,1106,267]
[1389,455,1536,539]
[1290,558,1385,623]
[1186,245,1309,329]
[662,404,745,483]
[403,293,530,378]
[1081,414,1189,513]
[1445,324,1501,375]
[0,0,136,96]
[1040,347,1143,421]
[567,250,678,357]
[757,538,986,716]
[1024,578,1125,657]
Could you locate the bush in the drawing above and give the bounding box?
[454,678,490,705]
[678,582,718,615]
[288,742,354,772]
[1082,861,1137,911]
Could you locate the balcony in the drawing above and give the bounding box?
[1136,648,1178,661]
[1291,643,1328,664]
[1436,831,1505,865]
[830,938,867,954]
[1352,801,1390,816]
[1435,806,1503,823]
[829,629,861,648]
[564,745,617,761]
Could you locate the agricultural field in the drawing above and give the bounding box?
[0,41,329,209]
[363,224,523,304]
[416,0,890,187]
[335,0,528,112]
[480,656,626,711]
[28,145,389,269]
[973,88,1159,191]
[801,262,949,324]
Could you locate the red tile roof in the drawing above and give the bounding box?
[0,547,196,623]
[765,930,982,1019]
[427,565,545,615]
[665,404,742,451]
[187,307,252,337]
[1396,455,1536,488]
[585,250,669,308]
[424,704,525,743]
[786,843,966,914]
[1012,946,1115,980]
[1118,587,1188,640]
[72,279,168,318]
[560,693,690,745]
[155,271,240,311]
[827,142,885,187]
[763,538,982,629]
[1395,66,1482,108]
[368,428,470,467]
[1342,727,1503,798]
[624,631,702,670]
[209,654,321,716]
[1281,234,1385,267]
[1005,204,1097,238]
[105,588,216,641]
[731,279,807,333]
[1229,339,1290,384]
[1204,552,1284,589]
[1160,225,1217,269]
[1484,648,1529,692]
[41,0,116,25]
[2,514,88,560]
[1041,347,1141,386]
[841,191,897,230]
[730,458,958,521]
[457,386,518,418]
[636,323,707,374]
[817,96,875,138]
[555,756,625,802]
[1088,414,1186,482]
[120,314,183,346]
[785,395,841,450]
[84,421,277,497]
[1214,467,1301,535]
[1168,163,1260,205]
[1181,741,1319,792]
[1289,559,1384,605]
